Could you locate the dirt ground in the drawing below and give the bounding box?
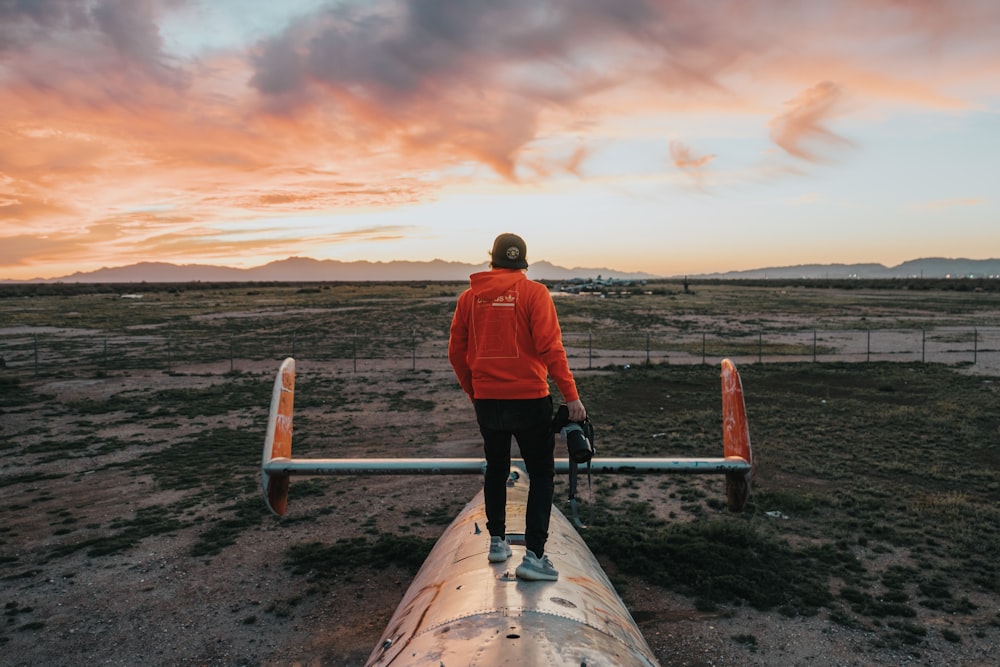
[2,356,999,666]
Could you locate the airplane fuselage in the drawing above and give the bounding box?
[366,466,659,666]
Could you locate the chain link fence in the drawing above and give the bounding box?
[2,326,998,378]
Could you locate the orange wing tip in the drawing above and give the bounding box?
[265,474,290,517]
[720,359,753,512]
[262,357,295,516]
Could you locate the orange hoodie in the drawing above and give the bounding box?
[448,269,579,402]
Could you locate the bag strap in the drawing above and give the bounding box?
[568,416,595,527]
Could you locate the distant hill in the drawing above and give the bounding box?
[7,257,658,283]
[696,258,1000,280]
[4,256,998,283]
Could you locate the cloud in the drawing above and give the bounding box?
[910,197,986,211]
[0,0,89,52]
[670,141,714,171]
[3,0,1000,277]
[564,144,590,176]
[90,0,188,89]
[669,140,715,187]
[1,0,188,91]
[245,0,750,180]
[0,213,418,272]
[0,233,87,266]
[114,220,420,264]
[769,81,853,161]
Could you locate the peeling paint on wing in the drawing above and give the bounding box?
[261,357,295,515]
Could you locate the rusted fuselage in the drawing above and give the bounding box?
[367,466,659,666]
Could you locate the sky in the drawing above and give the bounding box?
[2,0,999,280]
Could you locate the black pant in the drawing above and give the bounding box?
[474,396,554,558]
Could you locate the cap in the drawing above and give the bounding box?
[490,233,528,269]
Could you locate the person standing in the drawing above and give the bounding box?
[448,233,586,581]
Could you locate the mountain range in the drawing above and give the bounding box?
[695,258,1000,280]
[4,256,999,283]
[5,258,657,283]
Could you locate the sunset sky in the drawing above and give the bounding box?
[2,0,998,280]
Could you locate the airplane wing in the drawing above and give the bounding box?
[259,357,753,666]
[261,357,752,516]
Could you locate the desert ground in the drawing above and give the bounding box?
[1,281,999,665]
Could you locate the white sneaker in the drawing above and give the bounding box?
[515,550,559,581]
[488,536,511,562]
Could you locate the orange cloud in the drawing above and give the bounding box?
[0,211,419,275]
[769,81,853,161]
[669,140,715,188]
[670,142,713,170]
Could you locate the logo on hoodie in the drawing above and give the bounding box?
[475,292,517,307]
[473,290,519,358]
